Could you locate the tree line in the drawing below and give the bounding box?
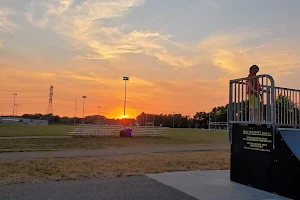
[10,105,227,128]
[5,94,296,128]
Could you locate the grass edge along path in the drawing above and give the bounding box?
[0,150,230,185]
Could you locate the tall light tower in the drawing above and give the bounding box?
[82,96,87,124]
[46,85,54,115]
[12,93,17,116]
[122,76,129,118]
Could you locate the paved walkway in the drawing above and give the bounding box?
[147,170,288,200]
[0,176,196,200]
[0,145,229,161]
[0,171,288,200]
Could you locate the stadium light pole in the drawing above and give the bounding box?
[153,114,154,127]
[97,106,101,123]
[123,76,129,118]
[74,97,77,125]
[173,112,175,128]
[15,104,20,116]
[12,93,17,117]
[82,96,86,124]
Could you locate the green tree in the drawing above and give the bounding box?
[193,112,209,129]
[275,94,299,124]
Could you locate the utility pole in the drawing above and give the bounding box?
[82,96,86,124]
[12,93,17,116]
[74,97,77,125]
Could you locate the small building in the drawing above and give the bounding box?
[0,117,49,125]
[0,118,22,124]
[21,118,49,125]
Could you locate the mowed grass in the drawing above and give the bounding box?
[0,150,230,185]
[0,124,229,152]
[0,137,198,152]
[164,128,228,144]
[0,124,72,137]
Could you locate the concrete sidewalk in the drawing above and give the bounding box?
[146,170,289,200]
[0,145,229,160]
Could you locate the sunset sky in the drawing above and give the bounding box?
[1,0,300,119]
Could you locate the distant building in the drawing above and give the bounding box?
[21,118,49,125]
[0,117,49,125]
[0,118,22,124]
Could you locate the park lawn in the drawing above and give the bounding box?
[0,150,230,184]
[0,135,229,153]
[0,125,229,152]
[163,128,228,145]
[0,124,72,137]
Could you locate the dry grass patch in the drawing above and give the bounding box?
[0,136,229,153]
[0,150,230,185]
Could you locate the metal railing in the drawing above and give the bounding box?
[228,74,275,125]
[274,86,300,127]
[228,74,300,128]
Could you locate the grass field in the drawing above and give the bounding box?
[0,125,230,185]
[0,124,228,152]
[0,124,72,137]
[0,150,230,184]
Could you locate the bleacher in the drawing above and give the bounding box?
[68,125,168,137]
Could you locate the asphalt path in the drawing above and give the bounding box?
[0,175,197,200]
[0,145,229,161]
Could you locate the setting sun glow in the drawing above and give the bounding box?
[1,1,300,118]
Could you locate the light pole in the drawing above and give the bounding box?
[15,104,20,116]
[209,112,211,131]
[97,106,101,123]
[173,112,175,128]
[12,93,17,116]
[152,114,154,127]
[74,97,77,125]
[82,96,86,124]
[123,76,129,118]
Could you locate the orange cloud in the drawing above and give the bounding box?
[1,2,300,119]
